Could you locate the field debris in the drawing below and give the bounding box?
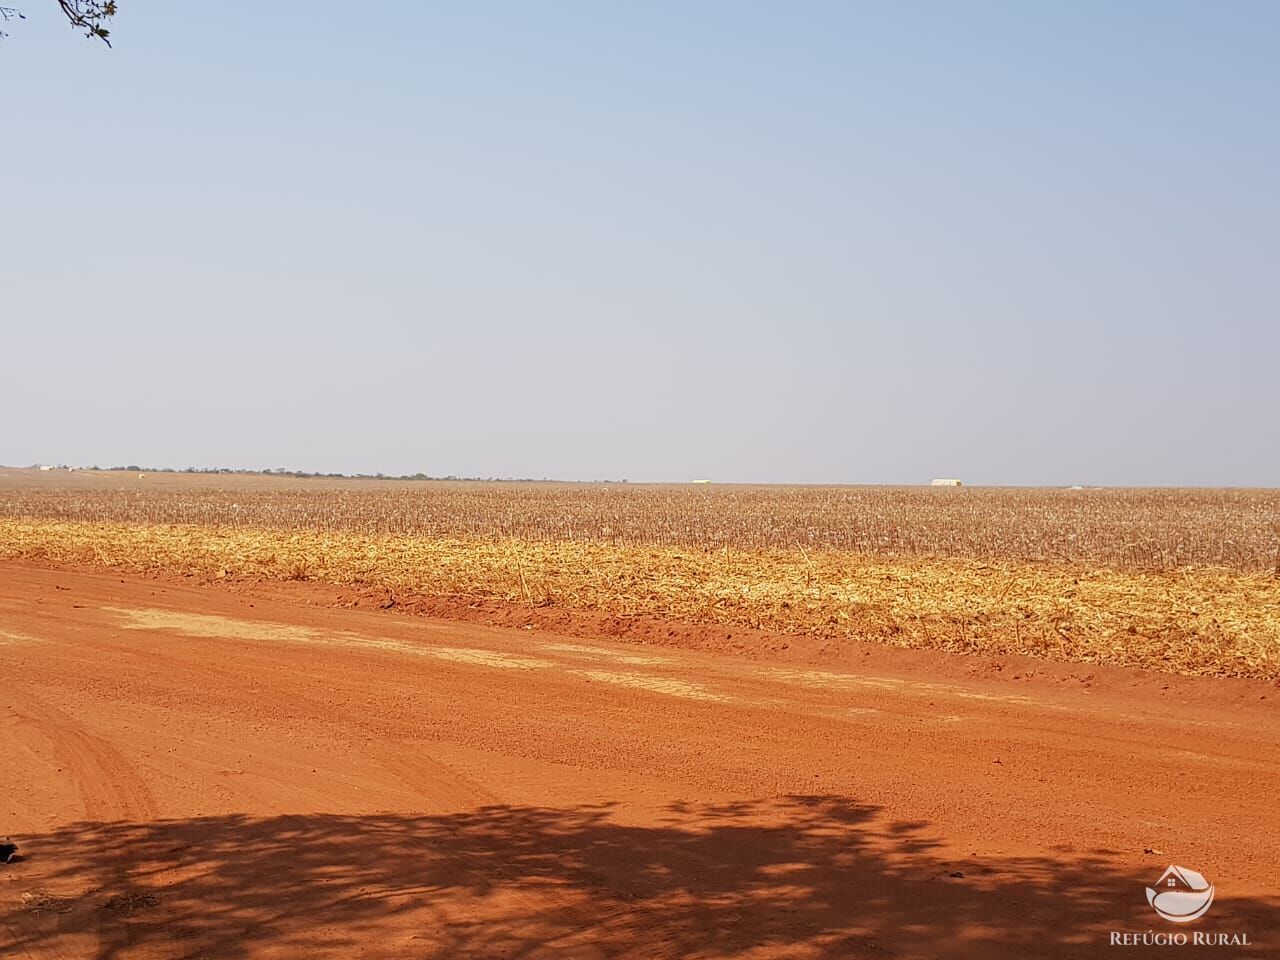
[3,515,1277,679]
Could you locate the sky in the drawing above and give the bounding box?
[2,2,1276,485]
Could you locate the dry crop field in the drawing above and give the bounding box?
[2,468,1279,678]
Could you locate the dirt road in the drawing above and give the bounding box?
[1,564,1276,958]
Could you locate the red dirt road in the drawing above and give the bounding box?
[2,564,1276,959]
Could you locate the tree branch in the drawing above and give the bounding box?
[57,0,115,45]
[0,1,116,43]
[0,6,28,38]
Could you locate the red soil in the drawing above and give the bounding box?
[2,563,1276,958]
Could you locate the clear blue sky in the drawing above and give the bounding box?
[3,2,1276,484]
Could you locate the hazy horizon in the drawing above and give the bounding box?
[7,463,1279,491]
[4,2,1277,486]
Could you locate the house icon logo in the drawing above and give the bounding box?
[1146,865,1215,923]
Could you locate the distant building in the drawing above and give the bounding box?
[930,478,963,487]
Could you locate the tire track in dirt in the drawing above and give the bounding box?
[6,692,157,823]
[3,695,158,959]
[378,748,502,810]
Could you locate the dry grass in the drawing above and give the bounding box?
[2,474,1279,571]
[3,517,1278,679]
[3,472,1278,677]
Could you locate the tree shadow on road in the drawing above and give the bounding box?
[3,796,1275,959]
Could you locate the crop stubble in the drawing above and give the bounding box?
[1,475,1278,678]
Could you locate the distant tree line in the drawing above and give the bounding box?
[58,466,623,483]
[30,464,631,483]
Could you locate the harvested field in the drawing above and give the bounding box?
[4,469,1280,570]
[2,471,1278,678]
